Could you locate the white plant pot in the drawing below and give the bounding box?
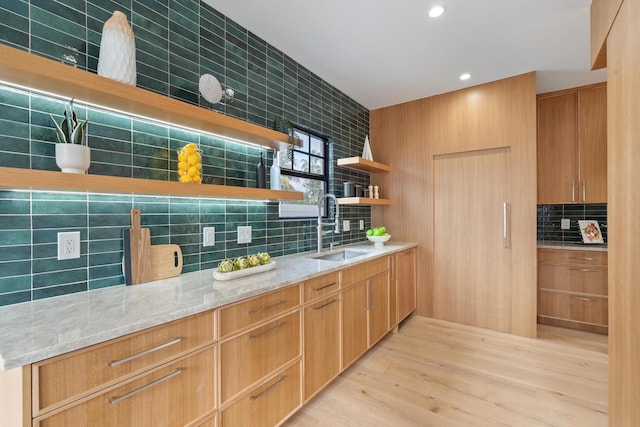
[56,144,91,174]
[97,11,136,86]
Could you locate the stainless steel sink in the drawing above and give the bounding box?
[308,250,369,262]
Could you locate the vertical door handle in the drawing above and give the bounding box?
[582,180,586,201]
[503,202,509,249]
[571,180,576,202]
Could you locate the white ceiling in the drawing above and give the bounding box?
[204,0,606,110]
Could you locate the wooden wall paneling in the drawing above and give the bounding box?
[370,72,537,337]
[590,0,624,69]
[603,0,640,424]
[370,101,433,317]
[433,148,512,332]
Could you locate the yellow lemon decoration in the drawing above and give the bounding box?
[177,143,202,183]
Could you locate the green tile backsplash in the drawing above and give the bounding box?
[0,0,372,306]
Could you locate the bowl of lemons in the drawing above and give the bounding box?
[366,226,391,247]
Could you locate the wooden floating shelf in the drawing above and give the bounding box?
[0,44,292,150]
[337,197,391,206]
[337,157,391,173]
[0,167,303,201]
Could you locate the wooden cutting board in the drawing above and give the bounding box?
[123,209,152,285]
[150,244,183,280]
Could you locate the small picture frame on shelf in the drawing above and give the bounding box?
[578,220,604,244]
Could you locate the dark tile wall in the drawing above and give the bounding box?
[537,203,608,244]
[0,0,372,306]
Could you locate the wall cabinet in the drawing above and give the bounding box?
[537,83,607,204]
[537,248,608,333]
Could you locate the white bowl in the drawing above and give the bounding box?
[367,234,391,247]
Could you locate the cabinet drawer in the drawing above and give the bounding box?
[341,258,388,288]
[538,249,607,266]
[219,286,300,338]
[221,362,301,427]
[35,346,216,427]
[220,311,301,403]
[538,291,608,326]
[538,263,608,295]
[33,310,216,415]
[303,272,340,302]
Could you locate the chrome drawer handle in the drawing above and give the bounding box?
[109,338,182,367]
[250,376,286,401]
[568,268,600,273]
[249,300,285,315]
[313,282,337,291]
[249,321,285,340]
[572,296,594,302]
[568,256,596,261]
[313,298,337,310]
[109,369,182,404]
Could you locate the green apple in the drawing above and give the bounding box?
[366,229,374,236]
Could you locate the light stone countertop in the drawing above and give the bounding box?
[537,241,608,252]
[0,242,417,371]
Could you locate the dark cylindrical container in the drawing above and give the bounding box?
[343,181,355,197]
[354,185,363,197]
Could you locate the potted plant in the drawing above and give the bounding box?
[50,99,90,174]
[272,117,302,146]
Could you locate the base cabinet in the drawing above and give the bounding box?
[538,248,608,333]
[395,248,417,323]
[7,249,416,427]
[34,346,216,427]
[303,296,341,400]
[220,362,301,427]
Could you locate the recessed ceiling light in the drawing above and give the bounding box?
[459,73,471,81]
[428,5,446,18]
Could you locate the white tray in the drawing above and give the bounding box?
[213,261,276,281]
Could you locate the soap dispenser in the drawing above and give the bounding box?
[270,150,281,190]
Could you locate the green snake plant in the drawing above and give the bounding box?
[50,99,88,145]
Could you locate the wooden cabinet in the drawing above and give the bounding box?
[302,272,340,303]
[538,248,608,333]
[341,281,369,368]
[32,310,216,416]
[34,346,216,427]
[31,311,217,427]
[220,362,301,427]
[394,248,417,324]
[303,296,340,400]
[341,258,391,369]
[537,83,607,204]
[219,286,300,339]
[220,311,301,404]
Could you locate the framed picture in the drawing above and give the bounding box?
[578,220,604,244]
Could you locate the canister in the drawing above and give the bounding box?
[343,181,355,197]
[354,185,363,197]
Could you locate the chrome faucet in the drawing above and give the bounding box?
[317,193,340,252]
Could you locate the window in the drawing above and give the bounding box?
[278,127,329,218]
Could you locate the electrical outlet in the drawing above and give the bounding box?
[561,218,570,230]
[237,226,252,244]
[359,220,365,230]
[57,231,80,260]
[203,227,216,247]
[343,220,350,232]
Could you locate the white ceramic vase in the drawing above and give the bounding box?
[97,11,136,86]
[55,144,91,174]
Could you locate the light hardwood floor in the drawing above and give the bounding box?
[284,316,608,427]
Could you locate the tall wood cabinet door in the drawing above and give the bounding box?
[303,296,340,400]
[368,272,390,346]
[341,282,368,369]
[396,249,417,322]
[434,147,512,332]
[537,92,578,204]
[578,85,607,203]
